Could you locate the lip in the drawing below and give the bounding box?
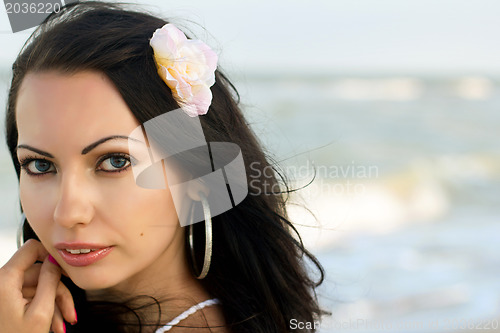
[55,242,113,267]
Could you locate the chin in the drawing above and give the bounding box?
[67,269,123,291]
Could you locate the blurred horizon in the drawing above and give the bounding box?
[2,0,500,75]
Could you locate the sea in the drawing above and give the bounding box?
[0,68,499,332]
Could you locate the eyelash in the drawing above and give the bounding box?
[19,153,133,177]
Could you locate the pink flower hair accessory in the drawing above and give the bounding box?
[150,23,218,117]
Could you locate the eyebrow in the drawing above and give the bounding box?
[16,135,144,157]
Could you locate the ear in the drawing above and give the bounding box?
[187,180,209,202]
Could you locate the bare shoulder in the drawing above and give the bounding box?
[170,303,231,332]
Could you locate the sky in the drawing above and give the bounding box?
[1,0,500,75]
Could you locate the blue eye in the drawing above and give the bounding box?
[98,155,131,172]
[20,159,55,175]
[34,160,51,172]
[110,156,127,168]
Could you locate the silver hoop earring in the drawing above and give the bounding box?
[17,213,25,249]
[188,192,213,279]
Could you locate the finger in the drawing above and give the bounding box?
[23,272,77,324]
[23,297,33,312]
[21,286,36,299]
[23,273,71,303]
[1,239,48,284]
[51,304,66,333]
[55,281,77,325]
[25,255,61,325]
[23,263,42,287]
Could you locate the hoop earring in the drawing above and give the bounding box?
[188,192,213,279]
[17,213,25,249]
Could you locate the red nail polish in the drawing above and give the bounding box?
[47,254,60,267]
[63,322,66,333]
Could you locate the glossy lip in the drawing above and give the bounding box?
[55,242,114,267]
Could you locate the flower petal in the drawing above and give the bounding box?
[150,23,218,116]
[189,84,213,116]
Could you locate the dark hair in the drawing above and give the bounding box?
[5,2,328,332]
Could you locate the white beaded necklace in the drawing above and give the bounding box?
[154,298,220,333]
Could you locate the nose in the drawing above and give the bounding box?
[53,172,95,228]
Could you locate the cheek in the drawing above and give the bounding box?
[132,189,178,232]
[101,185,182,268]
[19,178,57,235]
[98,178,179,235]
[127,191,180,259]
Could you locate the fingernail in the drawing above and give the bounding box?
[63,322,66,333]
[72,308,78,325]
[48,254,60,267]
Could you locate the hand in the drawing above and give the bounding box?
[0,239,77,333]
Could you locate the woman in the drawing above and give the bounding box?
[1,2,327,332]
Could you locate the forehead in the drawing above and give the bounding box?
[16,71,140,147]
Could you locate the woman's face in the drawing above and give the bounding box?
[16,71,189,292]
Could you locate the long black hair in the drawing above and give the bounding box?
[5,2,328,332]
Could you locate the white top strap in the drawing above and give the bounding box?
[155,298,221,333]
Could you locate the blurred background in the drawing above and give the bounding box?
[1,0,499,332]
